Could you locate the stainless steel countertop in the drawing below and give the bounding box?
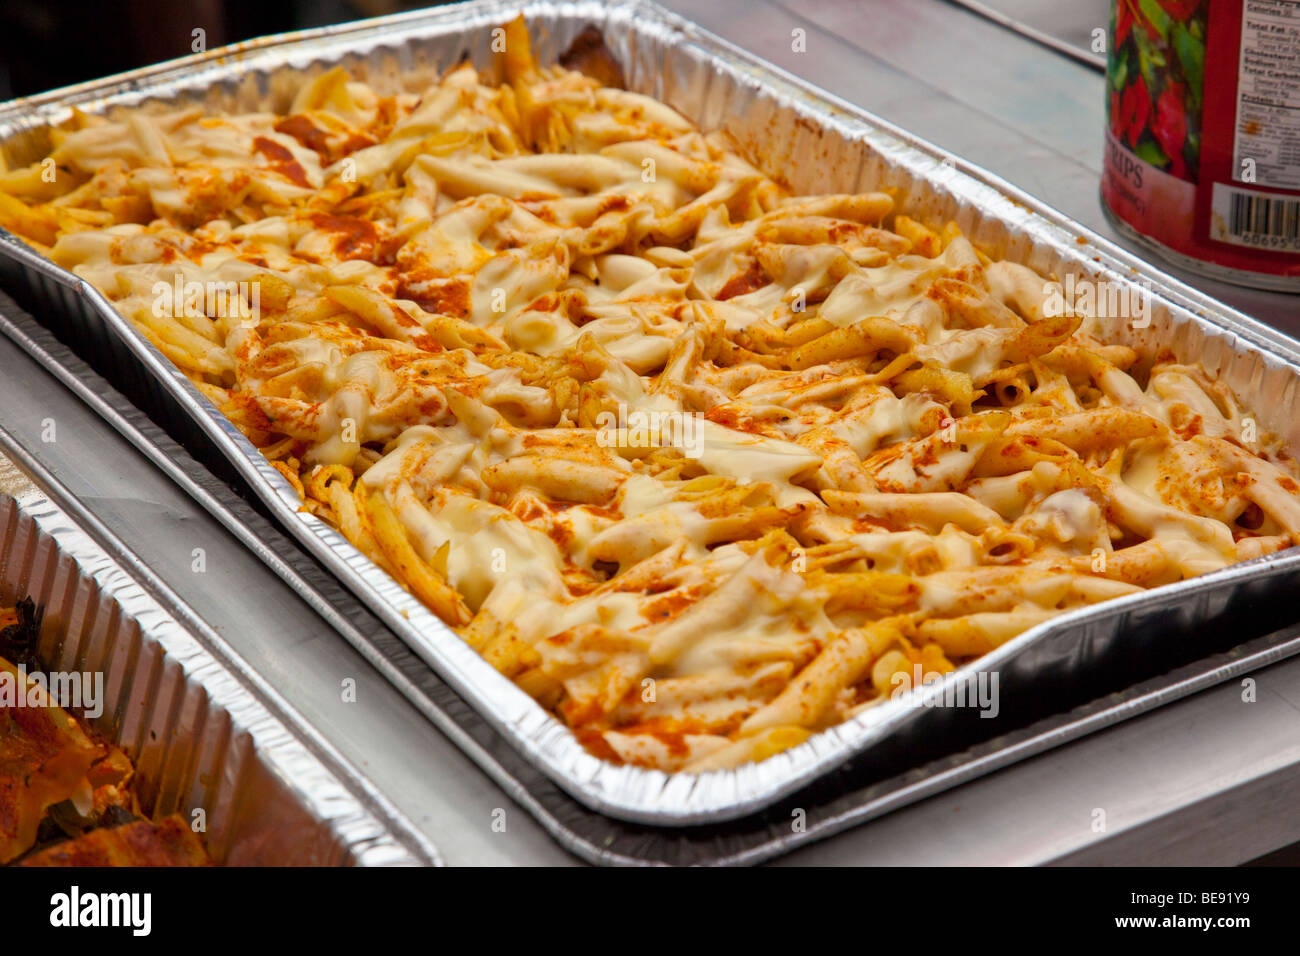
[0,327,576,865]
[1,0,1298,865]
[666,0,1297,337]
[656,0,1300,865]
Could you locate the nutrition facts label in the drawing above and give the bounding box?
[1234,0,1300,190]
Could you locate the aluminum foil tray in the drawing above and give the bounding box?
[5,287,1300,866]
[2,0,1300,825]
[0,431,441,865]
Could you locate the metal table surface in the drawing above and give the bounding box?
[1,0,1298,865]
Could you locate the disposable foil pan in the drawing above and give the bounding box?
[0,431,441,865]
[8,288,1300,866]
[2,0,1300,825]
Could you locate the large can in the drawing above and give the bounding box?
[1102,0,1300,291]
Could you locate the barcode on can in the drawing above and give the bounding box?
[1211,183,1300,253]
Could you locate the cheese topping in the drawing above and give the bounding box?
[3,15,1298,773]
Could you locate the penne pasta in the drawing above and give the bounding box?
[3,12,1298,772]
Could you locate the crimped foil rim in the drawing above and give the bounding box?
[0,0,1298,824]
[0,433,442,865]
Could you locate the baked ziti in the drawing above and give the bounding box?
[1,16,1298,771]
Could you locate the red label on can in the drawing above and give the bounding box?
[1102,0,1300,284]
